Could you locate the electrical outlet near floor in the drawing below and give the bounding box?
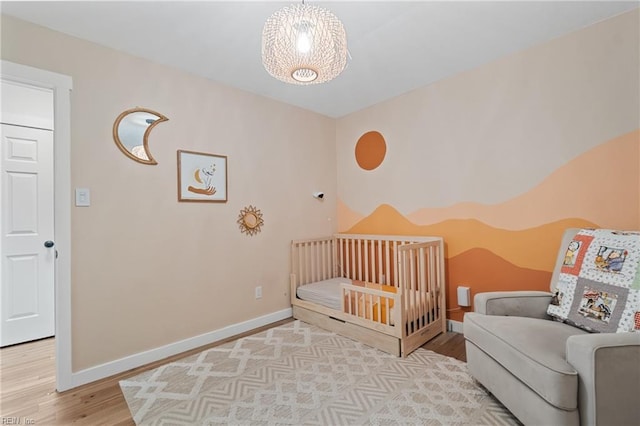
[255,286,262,299]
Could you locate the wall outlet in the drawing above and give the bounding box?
[457,285,471,307]
[255,286,262,299]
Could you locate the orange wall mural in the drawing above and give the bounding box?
[338,130,639,321]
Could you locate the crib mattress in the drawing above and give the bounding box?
[296,278,352,311]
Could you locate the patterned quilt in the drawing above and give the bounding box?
[548,228,640,333]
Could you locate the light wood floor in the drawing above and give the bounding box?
[0,318,466,425]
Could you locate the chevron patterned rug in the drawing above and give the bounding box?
[120,320,519,425]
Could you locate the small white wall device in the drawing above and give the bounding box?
[75,188,91,207]
[457,286,471,307]
[313,191,324,200]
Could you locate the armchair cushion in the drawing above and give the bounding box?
[465,312,587,410]
[547,229,640,333]
[474,291,552,318]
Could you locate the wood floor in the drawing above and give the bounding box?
[0,319,466,425]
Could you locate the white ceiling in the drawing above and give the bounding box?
[2,1,638,118]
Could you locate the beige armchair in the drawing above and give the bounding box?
[464,229,640,425]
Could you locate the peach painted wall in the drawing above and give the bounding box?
[336,10,640,321]
[1,15,337,371]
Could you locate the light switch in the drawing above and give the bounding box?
[75,188,91,207]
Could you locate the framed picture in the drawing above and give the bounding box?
[177,150,227,202]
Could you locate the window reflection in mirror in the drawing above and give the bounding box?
[113,107,168,165]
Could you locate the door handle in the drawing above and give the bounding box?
[44,240,55,248]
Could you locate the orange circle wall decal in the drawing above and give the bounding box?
[355,131,387,170]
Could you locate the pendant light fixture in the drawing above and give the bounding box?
[261,1,348,85]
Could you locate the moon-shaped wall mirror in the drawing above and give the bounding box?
[113,107,168,165]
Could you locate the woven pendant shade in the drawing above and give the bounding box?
[262,3,347,85]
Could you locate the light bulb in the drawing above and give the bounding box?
[296,31,311,54]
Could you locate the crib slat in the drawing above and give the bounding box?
[302,242,307,284]
[296,242,300,282]
[420,247,431,327]
[393,241,398,287]
[341,238,346,278]
[302,243,312,282]
[313,241,317,281]
[415,247,421,327]
[371,240,384,284]
[403,248,409,336]
[367,240,372,283]
[404,248,410,332]
[405,248,411,328]
[357,239,362,281]
[430,246,435,323]
[312,241,317,282]
[308,241,312,282]
[321,241,324,281]
[304,242,308,283]
[342,238,347,278]
[328,239,333,279]
[384,241,396,285]
[414,248,418,327]
[351,238,356,280]
[428,245,434,322]
[405,248,410,330]
[318,241,322,281]
[337,237,343,277]
[417,247,424,327]
[335,239,340,278]
[360,239,364,281]
[363,239,369,282]
[320,240,325,281]
[340,240,351,277]
[303,242,307,283]
[307,242,312,283]
[317,240,321,281]
[434,241,447,323]
[424,246,430,327]
[308,242,313,283]
[385,294,391,325]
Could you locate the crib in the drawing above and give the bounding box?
[290,234,446,357]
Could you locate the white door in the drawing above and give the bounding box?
[0,123,55,347]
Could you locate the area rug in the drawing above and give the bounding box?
[120,320,520,425]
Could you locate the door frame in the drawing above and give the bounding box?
[1,60,73,391]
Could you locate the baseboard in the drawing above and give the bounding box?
[447,319,464,333]
[69,308,292,390]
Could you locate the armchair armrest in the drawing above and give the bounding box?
[474,291,552,318]
[566,333,640,426]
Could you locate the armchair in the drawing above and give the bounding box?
[464,229,640,425]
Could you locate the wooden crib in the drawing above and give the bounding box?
[290,234,446,357]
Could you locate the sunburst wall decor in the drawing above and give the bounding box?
[237,205,264,236]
